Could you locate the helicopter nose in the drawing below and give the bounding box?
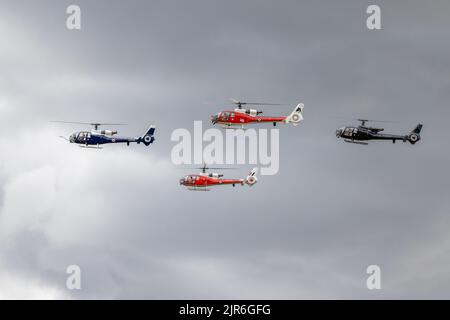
[179,178,185,185]
[211,115,218,124]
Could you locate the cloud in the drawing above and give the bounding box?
[0,271,68,299]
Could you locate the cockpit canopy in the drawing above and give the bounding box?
[211,111,241,124]
[336,127,345,138]
[336,127,357,138]
[179,175,199,185]
[69,131,90,143]
[211,113,220,124]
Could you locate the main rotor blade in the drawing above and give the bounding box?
[356,118,399,124]
[51,121,127,126]
[194,167,236,170]
[92,123,127,126]
[229,98,283,106]
[176,166,236,170]
[327,116,399,124]
[244,102,283,106]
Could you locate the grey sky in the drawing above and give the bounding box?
[0,0,449,299]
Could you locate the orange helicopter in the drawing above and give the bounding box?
[211,99,304,129]
[179,164,258,191]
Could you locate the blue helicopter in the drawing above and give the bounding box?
[54,121,156,149]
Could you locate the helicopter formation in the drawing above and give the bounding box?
[53,98,423,191]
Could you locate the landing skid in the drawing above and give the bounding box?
[221,124,247,130]
[344,139,368,145]
[79,145,103,149]
[187,187,210,191]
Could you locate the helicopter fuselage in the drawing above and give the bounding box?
[70,131,142,146]
[179,174,245,189]
[211,109,286,127]
[336,123,424,145]
[68,126,156,147]
[56,123,156,148]
[336,126,408,143]
[211,103,304,128]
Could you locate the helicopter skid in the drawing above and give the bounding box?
[221,124,247,130]
[344,139,368,145]
[78,145,103,149]
[187,187,210,191]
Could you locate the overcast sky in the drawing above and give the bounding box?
[0,0,450,299]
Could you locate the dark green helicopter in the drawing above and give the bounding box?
[336,119,422,145]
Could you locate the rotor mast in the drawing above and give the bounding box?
[229,98,282,115]
[196,164,234,177]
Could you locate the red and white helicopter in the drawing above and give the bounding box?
[210,99,304,129]
[179,164,258,191]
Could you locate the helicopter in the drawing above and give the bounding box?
[179,164,258,191]
[210,98,304,128]
[335,119,422,145]
[53,121,156,149]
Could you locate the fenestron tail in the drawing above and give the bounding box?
[284,103,304,126]
[407,124,422,144]
[245,168,258,186]
[139,125,156,146]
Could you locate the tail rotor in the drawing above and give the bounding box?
[245,168,258,186]
[285,103,304,125]
[407,124,422,144]
[139,125,156,146]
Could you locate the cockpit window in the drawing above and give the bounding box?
[222,112,230,120]
[344,128,354,136]
[77,132,89,141]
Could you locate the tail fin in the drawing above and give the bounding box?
[285,103,304,126]
[245,168,258,186]
[407,124,422,144]
[139,125,156,146]
[412,124,422,134]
